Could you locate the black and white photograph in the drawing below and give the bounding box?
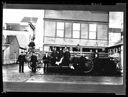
[1,2,126,95]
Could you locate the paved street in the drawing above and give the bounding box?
[2,63,123,85]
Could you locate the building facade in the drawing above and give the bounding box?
[109,28,122,46]
[3,35,20,64]
[43,10,109,52]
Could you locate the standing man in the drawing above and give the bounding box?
[43,52,50,73]
[55,48,64,66]
[58,48,64,61]
[17,52,26,73]
[30,52,38,73]
[62,47,71,66]
[50,47,58,66]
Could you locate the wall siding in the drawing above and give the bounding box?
[45,10,108,22]
[44,37,108,47]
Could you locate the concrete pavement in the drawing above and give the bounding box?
[2,63,123,85]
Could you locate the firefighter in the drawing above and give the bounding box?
[62,47,71,66]
[43,52,50,73]
[50,47,58,66]
[30,52,38,73]
[17,52,26,73]
[58,47,64,61]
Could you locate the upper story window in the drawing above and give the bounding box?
[44,21,56,37]
[73,23,80,38]
[81,23,88,39]
[89,24,96,39]
[56,22,64,37]
[97,24,108,40]
[65,22,72,38]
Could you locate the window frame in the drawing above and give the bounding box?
[89,24,97,40]
[80,23,89,39]
[72,23,80,39]
[97,24,108,40]
[64,22,72,38]
[56,22,64,38]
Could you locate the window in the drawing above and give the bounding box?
[89,24,96,39]
[81,23,88,39]
[73,23,80,38]
[56,22,64,37]
[65,22,72,38]
[97,24,108,40]
[44,21,56,37]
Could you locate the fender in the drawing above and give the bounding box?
[56,57,64,65]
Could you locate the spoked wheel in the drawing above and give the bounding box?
[28,62,32,69]
[82,60,94,73]
[43,63,48,73]
[26,55,32,69]
[28,62,42,71]
[36,63,43,71]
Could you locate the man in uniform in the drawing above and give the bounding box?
[50,47,58,66]
[62,47,70,66]
[58,48,64,61]
[43,52,50,73]
[17,52,26,73]
[30,52,38,73]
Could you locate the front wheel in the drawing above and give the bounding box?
[81,60,94,73]
[28,62,41,71]
[28,62,32,69]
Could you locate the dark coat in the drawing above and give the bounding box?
[17,55,25,64]
[61,51,70,66]
[30,55,37,72]
[43,55,50,64]
[50,50,58,65]
[51,50,58,58]
[58,50,63,60]
[64,51,70,60]
[30,55,38,64]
